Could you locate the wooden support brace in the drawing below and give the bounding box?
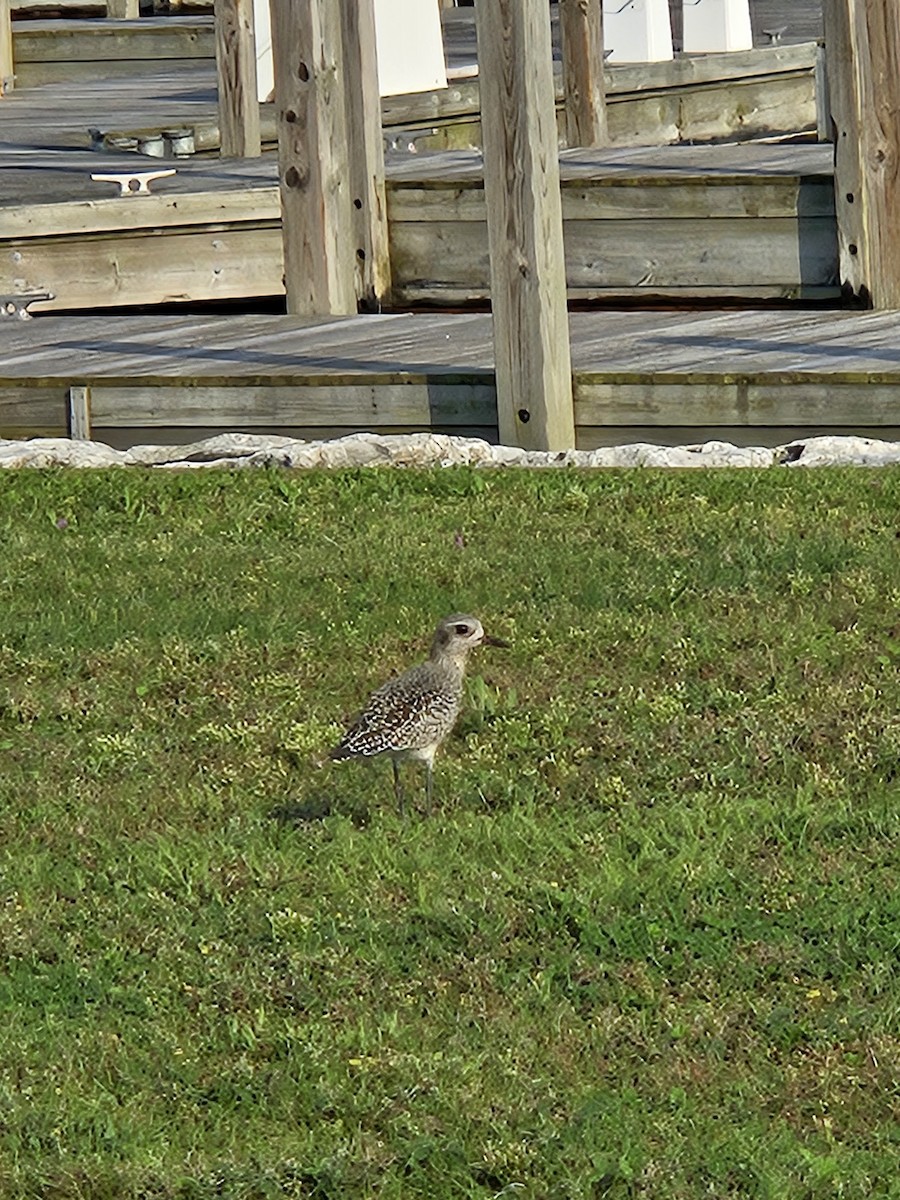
[0,0,13,96]
[68,386,92,440]
[269,0,356,315]
[824,0,900,308]
[215,0,262,158]
[340,0,391,309]
[559,0,609,148]
[474,0,575,451]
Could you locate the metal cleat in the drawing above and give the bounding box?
[0,292,54,320]
[90,168,177,195]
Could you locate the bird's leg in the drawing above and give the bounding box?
[425,762,433,817]
[392,759,404,818]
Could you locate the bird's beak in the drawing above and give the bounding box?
[481,634,510,648]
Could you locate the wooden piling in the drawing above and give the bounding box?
[824,0,900,308]
[269,0,355,315]
[68,386,91,440]
[559,0,608,148]
[474,0,575,451]
[215,0,262,158]
[0,0,13,95]
[340,0,391,309]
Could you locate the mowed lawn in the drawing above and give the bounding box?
[0,467,898,1199]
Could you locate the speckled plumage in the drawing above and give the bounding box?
[331,614,507,813]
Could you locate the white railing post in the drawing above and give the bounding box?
[603,0,673,62]
[682,0,753,53]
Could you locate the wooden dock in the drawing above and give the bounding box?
[0,4,828,314]
[0,142,838,311]
[8,17,818,151]
[4,308,900,449]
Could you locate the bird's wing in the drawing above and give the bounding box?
[332,665,451,758]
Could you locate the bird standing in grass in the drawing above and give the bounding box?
[330,614,508,815]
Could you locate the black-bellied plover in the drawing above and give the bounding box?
[330,614,508,814]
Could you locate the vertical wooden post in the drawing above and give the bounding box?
[474,0,575,451]
[215,0,261,158]
[340,0,391,309]
[815,41,830,142]
[107,0,140,16]
[270,0,355,314]
[559,0,608,148]
[0,0,13,96]
[824,0,900,308]
[68,386,91,441]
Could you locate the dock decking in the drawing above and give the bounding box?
[4,308,900,449]
[0,142,838,311]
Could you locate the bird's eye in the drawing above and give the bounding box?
[455,624,471,636]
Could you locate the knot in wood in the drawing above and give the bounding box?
[284,164,309,189]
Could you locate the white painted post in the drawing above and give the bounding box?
[682,0,752,53]
[253,0,274,102]
[373,0,446,96]
[258,0,447,105]
[603,0,673,62]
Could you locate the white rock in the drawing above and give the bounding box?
[683,440,774,467]
[479,443,530,467]
[2,431,900,470]
[778,435,900,467]
[125,432,304,466]
[0,438,125,468]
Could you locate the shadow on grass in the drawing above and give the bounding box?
[266,795,372,828]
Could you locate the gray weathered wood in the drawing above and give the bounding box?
[815,41,829,141]
[106,0,139,16]
[67,385,92,439]
[215,0,261,157]
[340,0,390,308]
[474,0,575,451]
[7,306,900,449]
[269,0,355,314]
[559,0,608,148]
[824,0,900,308]
[0,0,13,94]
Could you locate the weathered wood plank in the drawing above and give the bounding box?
[575,380,900,426]
[0,187,281,239]
[215,0,261,157]
[12,20,213,62]
[270,0,355,314]
[388,214,838,298]
[2,226,284,312]
[475,0,574,451]
[88,382,496,426]
[388,177,836,222]
[0,386,68,436]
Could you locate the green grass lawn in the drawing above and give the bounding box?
[0,467,898,1199]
